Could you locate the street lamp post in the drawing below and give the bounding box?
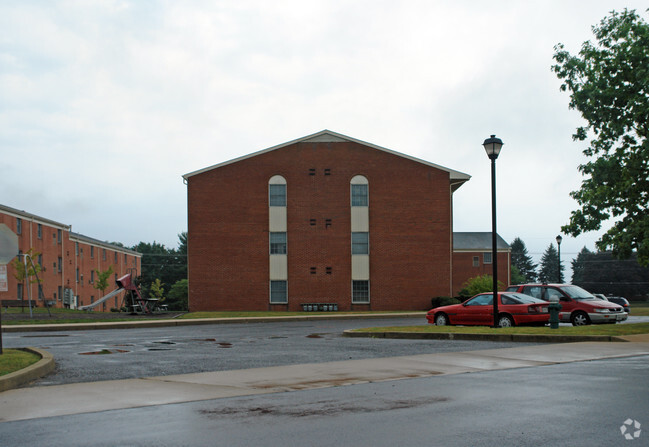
[556,234,562,283]
[483,135,504,328]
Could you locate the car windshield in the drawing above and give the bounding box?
[502,293,546,304]
[560,285,596,300]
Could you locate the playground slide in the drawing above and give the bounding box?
[78,287,124,311]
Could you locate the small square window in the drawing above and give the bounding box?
[310,219,316,226]
[309,168,316,176]
[310,267,317,275]
[326,267,332,275]
[324,168,331,176]
[472,256,479,267]
[325,219,332,228]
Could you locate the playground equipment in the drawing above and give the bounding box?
[78,269,163,314]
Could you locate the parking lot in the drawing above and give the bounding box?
[2,316,547,385]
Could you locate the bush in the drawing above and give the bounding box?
[431,296,460,309]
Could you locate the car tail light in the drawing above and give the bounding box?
[528,305,539,314]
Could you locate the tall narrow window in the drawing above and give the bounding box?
[269,232,287,254]
[352,280,370,303]
[57,229,62,244]
[37,224,42,239]
[16,218,22,235]
[270,280,287,303]
[269,184,286,206]
[351,232,369,254]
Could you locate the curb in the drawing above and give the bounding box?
[342,330,628,343]
[1,312,426,333]
[0,347,56,392]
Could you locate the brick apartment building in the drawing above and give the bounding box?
[184,130,511,311]
[0,204,141,310]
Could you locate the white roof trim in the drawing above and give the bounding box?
[182,130,471,184]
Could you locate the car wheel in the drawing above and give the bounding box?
[571,311,590,326]
[498,315,514,328]
[435,313,449,326]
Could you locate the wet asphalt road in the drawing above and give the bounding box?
[2,317,545,386]
[2,354,648,447]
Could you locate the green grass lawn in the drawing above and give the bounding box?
[0,349,40,376]
[630,302,649,316]
[1,308,420,325]
[353,322,649,336]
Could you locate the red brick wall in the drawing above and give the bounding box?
[452,251,511,297]
[187,140,454,311]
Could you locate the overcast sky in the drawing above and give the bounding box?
[1,1,646,273]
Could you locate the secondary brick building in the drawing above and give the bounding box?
[452,232,511,296]
[0,204,141,310]
[184,130,510,311]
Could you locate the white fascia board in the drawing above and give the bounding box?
[182,130,471,187]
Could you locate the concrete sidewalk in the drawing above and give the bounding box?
[2,340,648,423]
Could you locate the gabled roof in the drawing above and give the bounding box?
[453,232,510,251]
[182,130,471,190]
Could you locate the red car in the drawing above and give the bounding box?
[426,292,550,327]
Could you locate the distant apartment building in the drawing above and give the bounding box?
[0,204,141,310]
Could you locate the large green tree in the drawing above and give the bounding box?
[537,244,565,284]
[572,248,649,298]
[552,9,649,266]
[510,237,537,283]
[132,232,187,300]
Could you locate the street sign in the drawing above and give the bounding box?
[0,223,19,264]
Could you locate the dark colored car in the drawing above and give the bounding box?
[594,294,630,314]
[426,292,550,327]
[506,284,627,325]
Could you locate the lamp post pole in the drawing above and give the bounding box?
[556,235,562,283]
[483,135,504,328]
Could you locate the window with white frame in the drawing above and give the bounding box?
[351,232,369,254]
[351,184,368,206]
[269,232,287,254]
[269,184,286,206]
[270,280,287,303]
[483,252,492,264]
[352,280,369,303]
